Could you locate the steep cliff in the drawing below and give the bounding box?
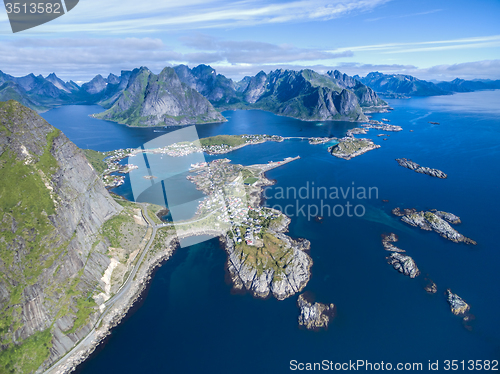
[174,64,241,105]
[326,70,387,107]
[243,71,268,104]
[95,67,226,126]
[0,100,122,373]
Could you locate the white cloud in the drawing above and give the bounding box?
[332,35,500,54]
[180,34,353,64]
[365,8,443,22]
[0,35,353,80]
[0,0,391,34]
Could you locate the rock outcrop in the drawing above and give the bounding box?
[396,158,448,179]
[394,208,476,244]
[446,289,470,316]
[297,293,335,330]
[431,210,461,224]
[381,233,406,253]
[424,279,437,293]
[326,70,388,109]
[247,69,368,122]
[382,234,419,278]
[386,253,420,278]
[174,64,241,105]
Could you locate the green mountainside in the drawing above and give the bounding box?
[94,67,226,127]
[0,100,125,373]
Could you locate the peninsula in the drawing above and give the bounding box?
[184,157,312,300]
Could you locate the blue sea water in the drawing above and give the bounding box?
[42,91,500,373]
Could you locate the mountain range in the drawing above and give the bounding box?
[0,66,390,125]
[356,72,500,98]
[1,66,499,126]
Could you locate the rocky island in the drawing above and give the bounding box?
[382,234,420,278]
[297,293,335,330]
[424,279,438,293]
[392,208,476,244]
[382,232,406,252]
[328,137,380,160]
[446,289,470,316]
[387,253,420,278]
[396,158,448,179]
[363,121,403,132]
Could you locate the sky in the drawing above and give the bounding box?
[0,0,499,83]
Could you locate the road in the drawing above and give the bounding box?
[44,203,160,374]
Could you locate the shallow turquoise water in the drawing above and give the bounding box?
[42,91,500,373]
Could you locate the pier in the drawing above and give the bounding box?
[259,156,301,172]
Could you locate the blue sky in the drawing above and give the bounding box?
[0,0,499,82]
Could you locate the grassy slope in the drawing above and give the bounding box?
[82,149,107,175]
[234,231,292,278]
[199,135,247,148]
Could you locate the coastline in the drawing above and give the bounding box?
[46,157,307,373]
[45,234,179,374]
[89,105,391,128]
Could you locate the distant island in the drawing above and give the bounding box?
[392,208,476,244]
[396,158,448,179]
[356,71,500,98]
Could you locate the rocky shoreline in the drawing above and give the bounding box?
[204,136,284,155]
[46,235,180,374]
[222,215,312,300]
[48,227,237,374]
[363,121,403,131]
[396,158,448,179]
